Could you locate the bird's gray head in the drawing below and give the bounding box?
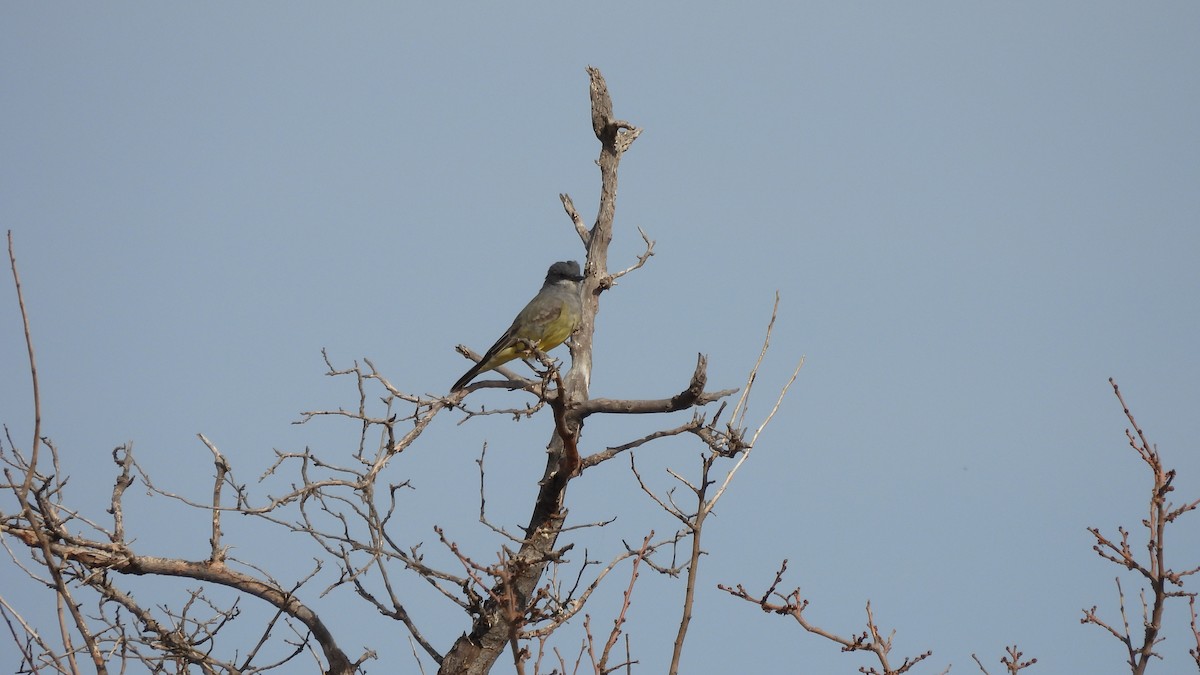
[546,260,584,283]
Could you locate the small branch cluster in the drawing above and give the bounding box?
[1,436,371,675]
[1081,378,1200,674]
[720,560,939,675]
[971,645,1037,674]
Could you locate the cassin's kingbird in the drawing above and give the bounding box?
[451,260,585,392]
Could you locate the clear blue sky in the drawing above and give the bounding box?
[3,4,1199,673]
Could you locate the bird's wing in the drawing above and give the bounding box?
[513,298,567,340]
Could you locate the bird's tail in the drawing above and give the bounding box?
[451,362,485,392]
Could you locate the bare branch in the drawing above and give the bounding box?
[561,193,589,244]
[1082,379,1198,674]
[198,433,230,565]
[523,529,687,639]
[973,645,1039,674]
[2,522,357,674]
[607,226,655,284]
[581,418,705,470]
[597,534,653,673]
[7,231,41,506]
[1188,594,1200,669]
[720,561,936,675]
[578,354,737,417]
[7,231,108,674]
[709,295,803,510]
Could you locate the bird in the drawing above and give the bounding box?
[451,260,585,392]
